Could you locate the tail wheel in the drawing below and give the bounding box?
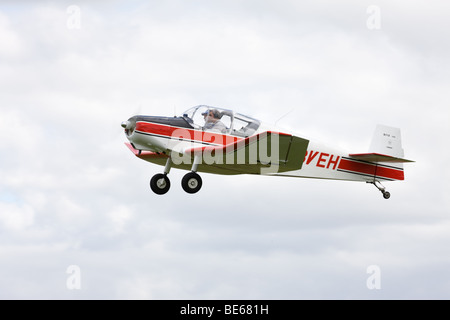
[368,180,391,200]
[181,172,202,194]
[150,174,170,195]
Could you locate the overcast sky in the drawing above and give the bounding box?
[1,0,449,299]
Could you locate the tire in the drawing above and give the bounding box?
[383,191,391,199]
[181,172,202,194]
[150,174,170,195]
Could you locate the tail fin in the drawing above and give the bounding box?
[349,125,414,164]
[369,124,405,158]
[348,125,414,183]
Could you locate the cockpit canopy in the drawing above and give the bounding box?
[182,105,261,137]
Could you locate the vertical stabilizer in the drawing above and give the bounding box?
[369,125,405,158]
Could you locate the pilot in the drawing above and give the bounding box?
[202,109,227,133]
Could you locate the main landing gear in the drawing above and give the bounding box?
[368,180,391,199]
[181,172,202,194]
[149,156,203,195]
[150,173,171,195]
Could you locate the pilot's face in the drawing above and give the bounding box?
[204,111,214,122]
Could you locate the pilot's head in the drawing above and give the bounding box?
[202,109,222,122]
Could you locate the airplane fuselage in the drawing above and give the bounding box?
[122,105,412,197]
[124,115,404,182]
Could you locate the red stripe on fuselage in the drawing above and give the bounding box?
[338,158,404,180]
[374,165,404,180]
[135,122,242,145]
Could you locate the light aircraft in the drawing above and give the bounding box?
[121,105,414,199]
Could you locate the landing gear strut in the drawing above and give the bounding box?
[181,155,203,194]
[150,157,172,195]
[368,180,391,199]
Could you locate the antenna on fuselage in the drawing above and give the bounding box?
[274,109,294,127]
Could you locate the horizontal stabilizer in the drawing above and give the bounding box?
[349,153,414,163]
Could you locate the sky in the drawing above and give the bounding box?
[1,0,449,299]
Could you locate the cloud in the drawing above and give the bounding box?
[0,12,22,57]
[0,202,34,231]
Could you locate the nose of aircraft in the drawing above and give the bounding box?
[121,117,137,137]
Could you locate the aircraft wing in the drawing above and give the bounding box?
[349,153,414,163]
[181,131,310,175]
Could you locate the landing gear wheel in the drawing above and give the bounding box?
[181,172,202,194]
[367,180,391,200]
[150,174,171,195]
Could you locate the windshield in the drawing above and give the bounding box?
[183,105,261,137]
[231,112,261,137]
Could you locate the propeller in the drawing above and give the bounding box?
[116,104,142,141]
